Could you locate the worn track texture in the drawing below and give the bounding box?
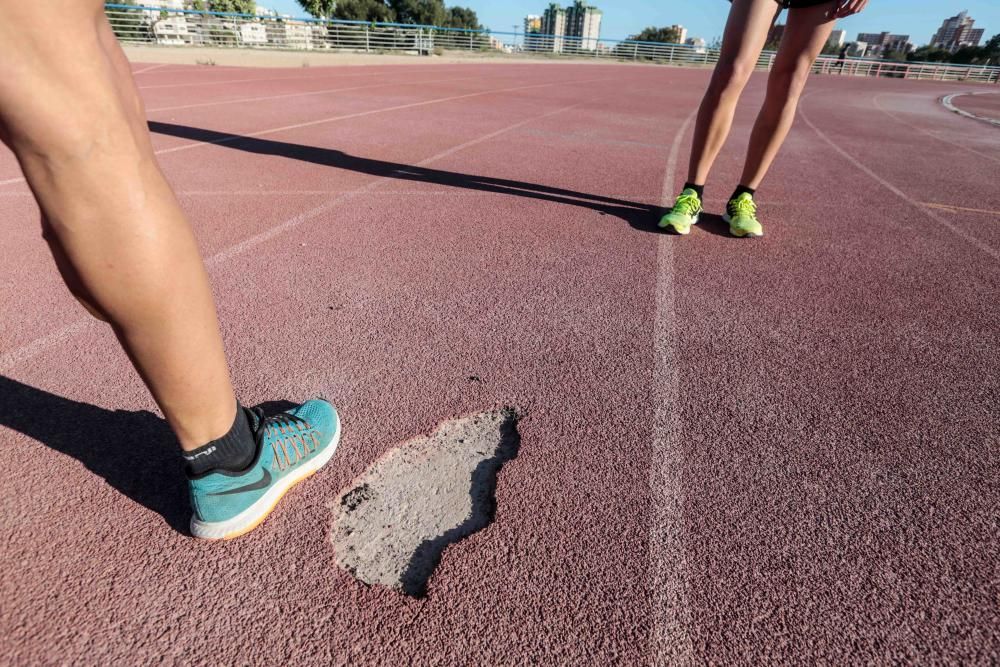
[1,61,998,664]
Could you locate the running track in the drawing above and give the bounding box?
[1,62,998,664]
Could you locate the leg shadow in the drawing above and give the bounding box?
[0,376,294,535]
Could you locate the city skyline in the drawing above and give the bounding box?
[261,0,998,46]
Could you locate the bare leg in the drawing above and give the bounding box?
[686,0,781,186]
[0,0,236,450]
[739,1,837,188]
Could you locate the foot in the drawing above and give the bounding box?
[723,192,763,238]
[658,188,702,235]
[188,399,341,540]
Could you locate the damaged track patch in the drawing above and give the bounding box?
[330,409,521,597]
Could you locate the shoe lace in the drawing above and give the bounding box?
[249,408,309,444]
[731,194,757,218]
[672,192,701,216]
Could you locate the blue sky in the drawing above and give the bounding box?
[265,1,997,46]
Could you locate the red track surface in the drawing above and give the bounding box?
[1,62,998,664]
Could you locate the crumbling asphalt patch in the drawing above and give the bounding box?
[330,408,521,597]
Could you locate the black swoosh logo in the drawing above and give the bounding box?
[207,469,272,496]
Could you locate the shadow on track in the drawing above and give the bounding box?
[0,375,291,535]
[148,121,665,233]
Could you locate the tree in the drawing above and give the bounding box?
[908,45,951,62]
[208,0,255,14]
[389,0,446,26]
[950,45,987,65]
[105,0,150,41]
[186,0,207,9]
[331,0,395,22]
[444,6,480,30]
[631,26,682,44]
[296,0,336,19]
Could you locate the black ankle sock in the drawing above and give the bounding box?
[183,404,257,476]
[730,184,756,201]
[683,182,704,200]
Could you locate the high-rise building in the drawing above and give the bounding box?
[857,31,911,55]
[539,2,602,53]
[671,24,687,44]
[523,14,543,51]
[565,1,603,51]
[828,30,846,48]
[540,3,567,52]
[931,11,985,52]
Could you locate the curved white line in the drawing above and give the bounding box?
[941,91,1000,128]
[871,93,999,164]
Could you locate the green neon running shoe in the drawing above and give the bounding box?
[723,192,764,238]
[188,400,341,540]
[659,188,702,235]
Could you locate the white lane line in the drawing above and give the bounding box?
[0,99,591,371]
[0,76,609,189]
[136,67,465,90]
[872,93,1000,165]
[206,99,589,266]
[154,76,614,157]
[650,109,697,667]
[145,75,481,113]
[0,320,94,374]
[800,102,1000,262]
[942,92,1000,128]
[132,63,170,75]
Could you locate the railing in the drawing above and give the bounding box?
[105,4,1000,84]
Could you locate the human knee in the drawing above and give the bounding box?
[768,60,811,97]
[709,57,756,98]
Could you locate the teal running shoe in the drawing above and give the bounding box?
[659,188,702,235]
[188,399,341,540]
[723,192,764,238]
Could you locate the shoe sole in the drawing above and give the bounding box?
[659,214,699,235]
[190,411,342,541]
[722,213,763,238]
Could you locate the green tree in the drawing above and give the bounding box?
[631,26,682,44]
[296,0,336,19]
[208,0,256,14]
[331,0,395,22]
[444,6,480,30]
[389,0,446,26]
[186,0,207,9]
[950,45,987,65]
[908,45,952,63]
[105,0,150,41]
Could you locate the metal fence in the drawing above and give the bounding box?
[106,4,1000,84]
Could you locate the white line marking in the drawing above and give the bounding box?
[650,109,697,667]
[942,91,1000,128]
[132,63,171,75]
[206,99,589,265]
[872,93,1000,165]
[0,320,94,373]
[145,75,481,113]
[0,76,611,189]
[154,76,613,157]
[800,103,1000,262]
[0,100,590,371]
[136,67,462,90]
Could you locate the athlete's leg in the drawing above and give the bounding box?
[738,1,837,188]
[686,0,781,186]
[0,0,237,450]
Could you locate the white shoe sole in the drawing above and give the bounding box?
[190,412,341,541]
